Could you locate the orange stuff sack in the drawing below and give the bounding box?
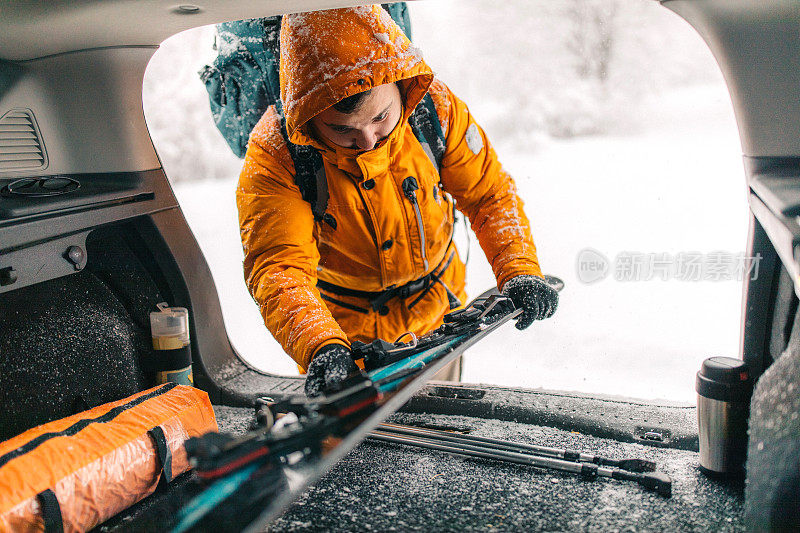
[0,383,218,532]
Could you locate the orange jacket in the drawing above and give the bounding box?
[237,6,543,370]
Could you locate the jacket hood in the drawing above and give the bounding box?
[279,5,434,146]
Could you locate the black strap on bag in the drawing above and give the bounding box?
[148,425,173,485]
[32,430,171,533]
[408,93,446,174]
[37,489,64,533]
[407,250,461,310]
[275,99,332,226]
[0,383,178,470]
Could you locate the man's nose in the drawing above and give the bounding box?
[354,129,378,151]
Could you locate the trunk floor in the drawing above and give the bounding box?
[96,404,744,531]
[212,406,745,532]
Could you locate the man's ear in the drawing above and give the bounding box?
[392,80,408,111]
[306,115,328,146]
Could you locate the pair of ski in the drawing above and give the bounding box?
[171,281,670,533]
[172,288,525,532]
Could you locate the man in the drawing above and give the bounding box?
[236,5,558,396]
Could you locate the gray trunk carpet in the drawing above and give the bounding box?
[267,411,744,532]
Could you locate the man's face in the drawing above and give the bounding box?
[311,83,403,152]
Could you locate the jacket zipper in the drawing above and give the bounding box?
[402,176,429,271]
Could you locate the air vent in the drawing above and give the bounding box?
[0,109,48,173]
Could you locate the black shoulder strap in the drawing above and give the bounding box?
[261,16,282,58]
[275,93,445,226]
[409,93,446,172]
[409,93,465,264]
[275,100,329,224]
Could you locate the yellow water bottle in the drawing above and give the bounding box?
[149,302,193,386]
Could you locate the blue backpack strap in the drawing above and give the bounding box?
[409,93,446,172]
[409,93,467,266]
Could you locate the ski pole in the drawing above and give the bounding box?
[376,423,656,473]
[368,430,672,497]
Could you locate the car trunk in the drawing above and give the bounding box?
[90,385,746,531]
[1,0,799,530]
[0,226,750,529]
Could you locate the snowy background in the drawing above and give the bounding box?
[142,0,749,403]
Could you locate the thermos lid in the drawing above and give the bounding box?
[696,357,753,402]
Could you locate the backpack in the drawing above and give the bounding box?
[199,4,446,225]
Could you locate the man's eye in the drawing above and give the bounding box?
[331,126,351,133]
[373,113,388,122]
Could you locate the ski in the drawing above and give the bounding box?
[170,288,527,532]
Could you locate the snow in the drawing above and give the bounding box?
[373,32,391,45]
[465,123,483,155]
[146,1,747,403]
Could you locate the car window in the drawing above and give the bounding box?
[142,0,748,400]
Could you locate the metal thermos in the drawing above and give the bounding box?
[695,357,753,475]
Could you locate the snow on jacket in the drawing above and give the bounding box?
[236,5,544,370]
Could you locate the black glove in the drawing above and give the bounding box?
[502,275,559,330]
[304,343,359,397]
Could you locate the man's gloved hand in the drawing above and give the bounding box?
[502,275,559,330]
[304,343,360,397]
